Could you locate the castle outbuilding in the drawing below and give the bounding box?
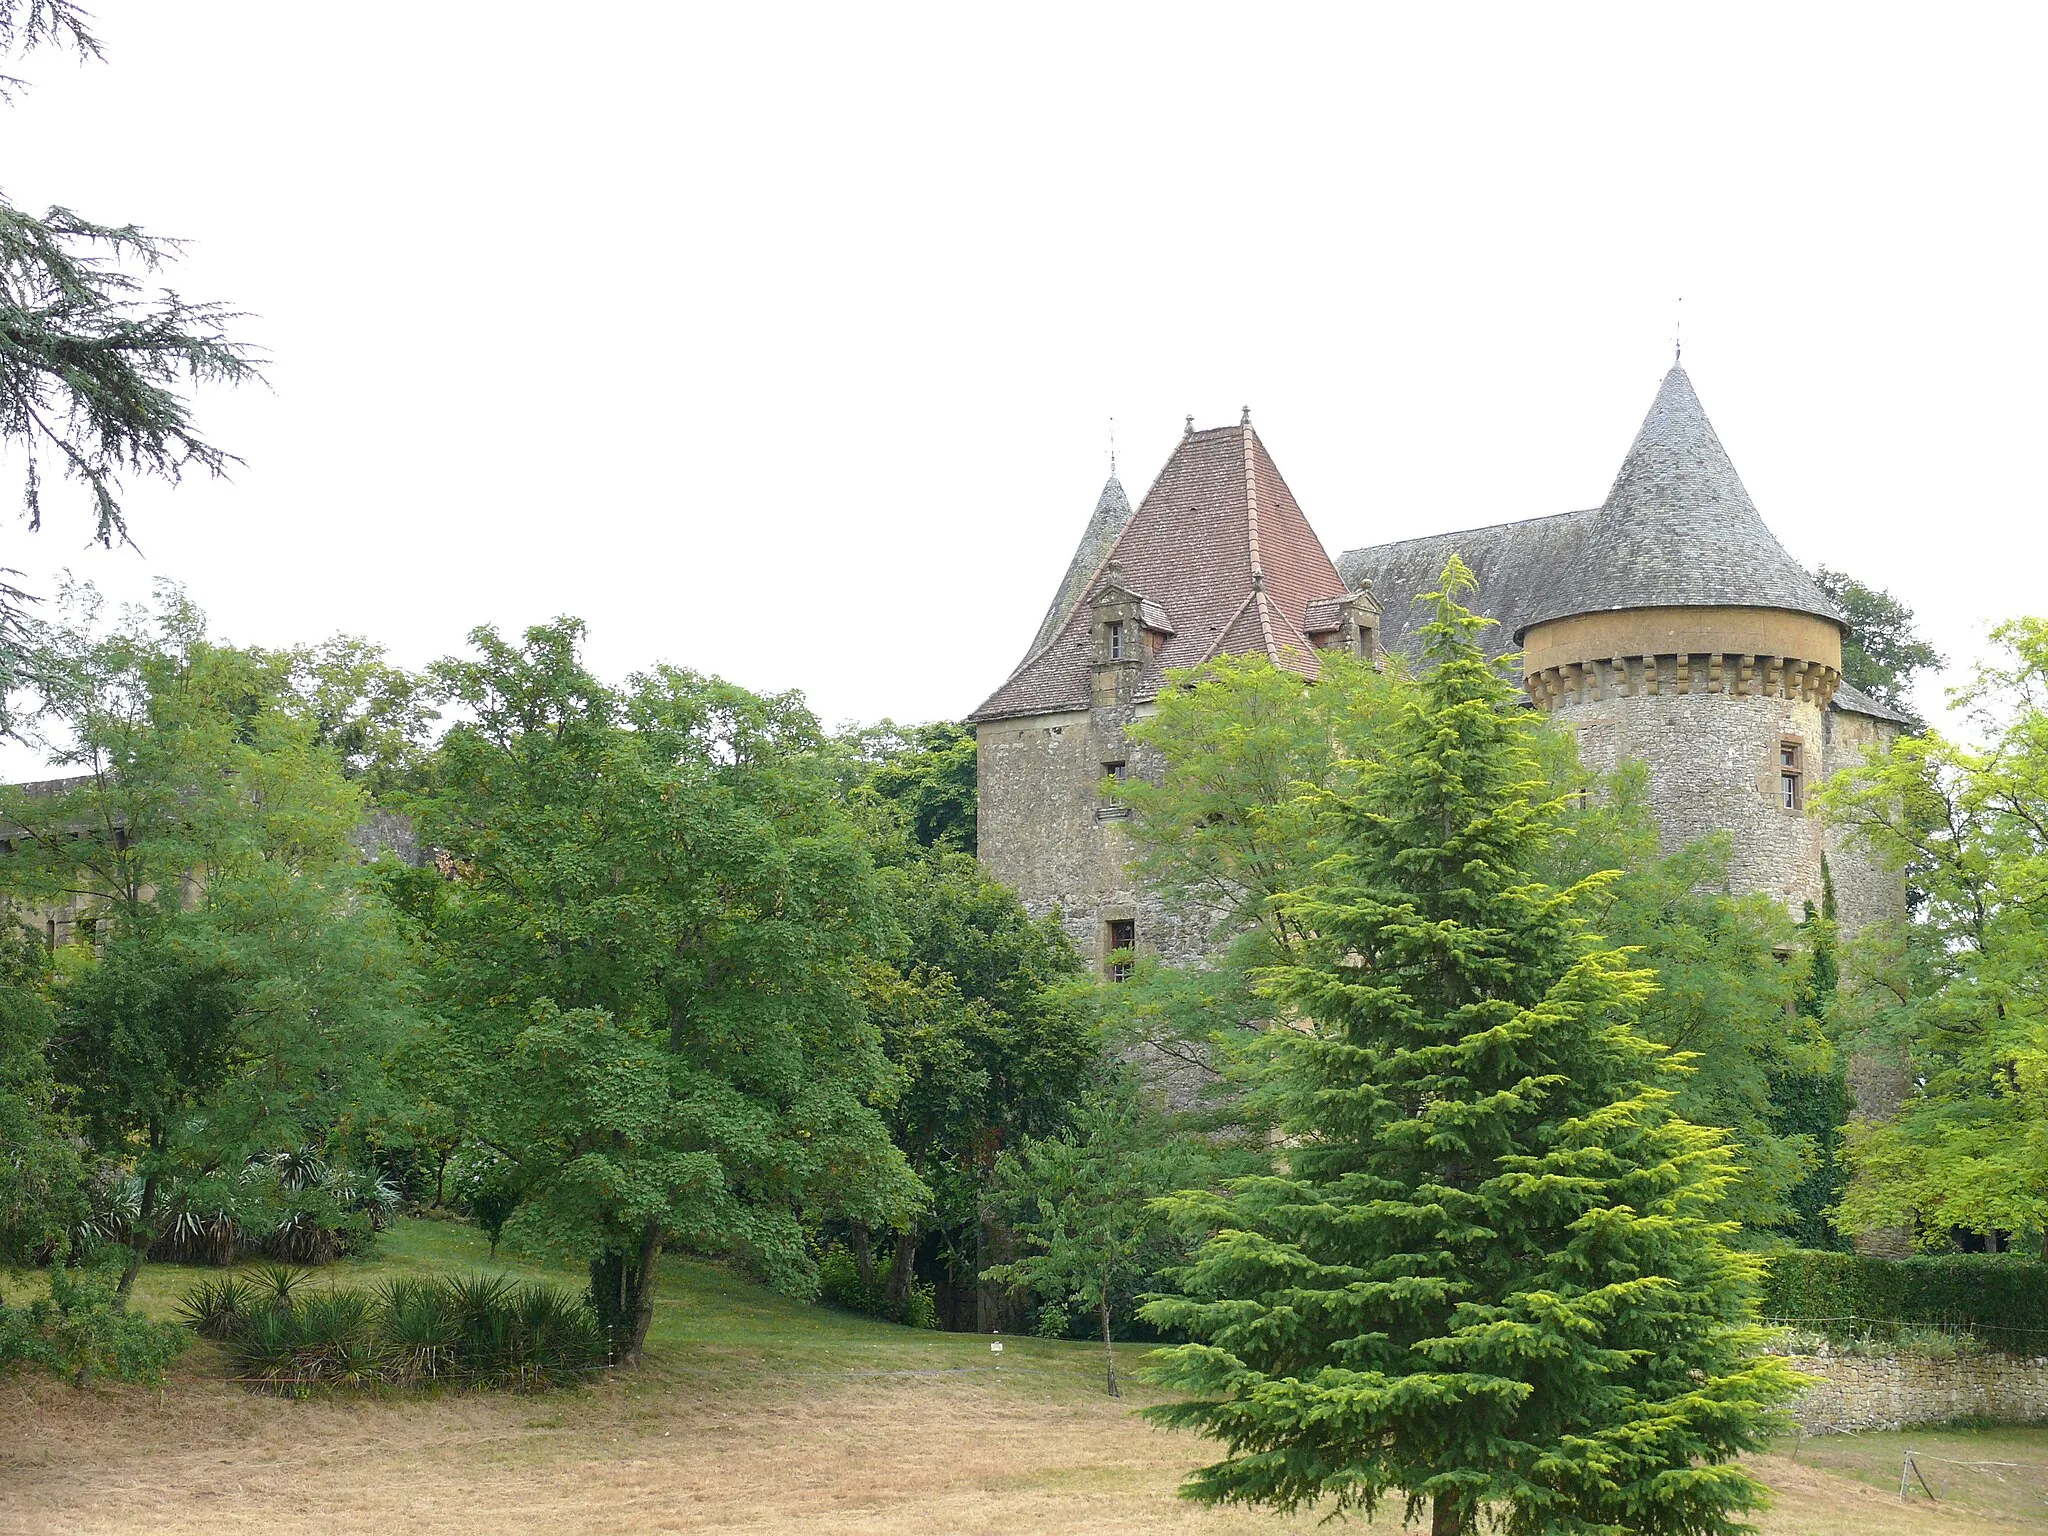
[972,366,1907,977]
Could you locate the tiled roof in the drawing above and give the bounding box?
[972,418,1350,722]
[1302,596,1348,634]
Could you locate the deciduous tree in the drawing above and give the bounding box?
[416,621,923,1362]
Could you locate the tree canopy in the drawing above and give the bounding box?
[412,619,924,1359]
[1815,565,1944,727]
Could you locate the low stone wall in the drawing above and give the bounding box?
[1790,1351,2048,1434]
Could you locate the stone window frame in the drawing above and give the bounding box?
[1107,620,1126,661]
[1778,735,1805,812]
[1105,917,1136,982]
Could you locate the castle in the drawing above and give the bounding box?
[970,363,1908,975]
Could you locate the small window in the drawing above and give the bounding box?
[1101,761,1128,804]
[1106,918,1136,982]
[1780,739,1803,810]
[1107,621,1125,660]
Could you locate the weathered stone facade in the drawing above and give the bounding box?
[975,705,1210,968]
[1787,1351,2048,1435]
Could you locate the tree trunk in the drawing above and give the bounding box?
[849,1222,876,1289]
[617,1221,662,1366]
[884,1231,917,1307]
[115,1144,161,1309]
[1100,1297,1119,1398]
[1431,1494,1465,1536]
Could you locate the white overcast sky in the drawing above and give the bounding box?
[2,3,2042,747]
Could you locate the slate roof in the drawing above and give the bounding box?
[1030,475,1133,655]
[1336,366,1899,727]
[973,419,1350,722]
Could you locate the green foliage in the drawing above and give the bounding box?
[0,928,82,1261]
[1140,561,1798,1534]
[1760,1249,2048,1344]
[179,1270,604,1390]
[1551,762,1828,1237]
[415,619,923,1362]
[0,1252,187,1386]
[0,5,259,598]
[0,586,420,1290]
[1819,617,2048,1249]
[817,1243,938,1328]
[1814,566,1944,727]
[848,846,1090,1322]
[986,1076,1256,1396]
[1121,649,1401,957]
[838,720,979,854]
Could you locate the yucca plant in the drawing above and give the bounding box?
[175,1274,260,1340]
[255,1265,310,1304]
[378,1279,459,1384]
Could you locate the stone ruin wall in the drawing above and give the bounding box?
[1789,1351,2048,1435]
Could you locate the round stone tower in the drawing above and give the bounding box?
[1515,364,1882,924]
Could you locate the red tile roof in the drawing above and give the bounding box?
[971,417,1350,722]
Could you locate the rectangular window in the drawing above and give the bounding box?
[1107,621,1125,660]
[1106,918,1135,982]
[1102,760,1127,803]
[1780,739,1803,810]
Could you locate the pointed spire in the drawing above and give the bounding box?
[1518,364,1842,632]
[1028,472,1135,655]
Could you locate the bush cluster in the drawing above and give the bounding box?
[178,1268,606,1391]
[1762,1249,2048,1345]
[0,1256,188,1386]
[816,1244,938,1330]
[76,1155,400,1269]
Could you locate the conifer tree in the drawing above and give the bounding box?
[1142,559,1799,1535]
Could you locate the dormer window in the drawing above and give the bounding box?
[1107,621,1126,661]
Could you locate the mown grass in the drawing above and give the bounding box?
[1780,1424,2048,1525]
[8,1219,2048,1535]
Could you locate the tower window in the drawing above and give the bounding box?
[1780,739,1803,810]
[1107,621,1125,661]
[1106,918,1135,982]
[1101,761,1128,804]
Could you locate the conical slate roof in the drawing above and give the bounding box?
[1030,475,1133,655]
[1520,364,1843,634]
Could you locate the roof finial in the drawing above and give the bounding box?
[1240,404,1251,427]
[1184,413,1194,438]
[1108,416,1116,478]
[1674,295,1683,363]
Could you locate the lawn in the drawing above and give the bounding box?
[4,1218,2046,1535]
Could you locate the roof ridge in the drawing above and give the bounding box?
[1193,589,1262,669]
[1243,421,1278,661]
[1341,508,1598,563]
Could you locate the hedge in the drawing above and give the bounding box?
[1761,1249,2048,1341]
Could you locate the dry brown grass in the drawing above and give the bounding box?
[3,1360,2038,1536]
[5,1221,2042,1534]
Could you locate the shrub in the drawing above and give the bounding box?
[184,1271,605,1391]
[817,1243,938,1330]
[0,1256,187,1387]
[1762,1249,2048,1348]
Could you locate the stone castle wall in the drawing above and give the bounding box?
[976,705,1210,974]
[1555,688,1833,917]
[1789,1351,2048,1435]
[1822,706,1909,938]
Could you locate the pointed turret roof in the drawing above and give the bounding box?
[973,417,1350,722]
[1519,364,1843,634]
[1030,475,1133,655]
